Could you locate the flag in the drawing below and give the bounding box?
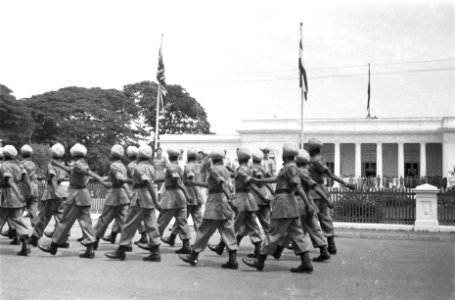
[299,23,308,101]
[156,35,167,97]
[367,63,371,112]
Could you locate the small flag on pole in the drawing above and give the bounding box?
[299,23,308,101]
[367,63,371,114]
[157,34,167,98]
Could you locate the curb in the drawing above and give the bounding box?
[335,230,455,242]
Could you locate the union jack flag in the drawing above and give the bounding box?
[157,36,167,97]
[299,23,308,101]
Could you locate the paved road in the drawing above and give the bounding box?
[0,219,454,300]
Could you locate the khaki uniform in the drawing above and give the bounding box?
[52,159,96,245]
[18,158,39,226]
[233,165,262,244]
[0,161,29,238]
[94,161,130,239]
[260,161,309,256]
[118,160,160,247]
[192,164,238,253]
[309,155,334,237]
[156,162,191,240]
[32,161,69,239]
[249,163,271,238]
[261,158,276,178]
[152,156,168,188]
[170,161,204,235]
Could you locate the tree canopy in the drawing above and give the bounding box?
[0,84,35,145]
[123,81,211,135]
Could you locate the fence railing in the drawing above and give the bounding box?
[326,175,448,189]
[329,187,416,224]
[437,188,455,226]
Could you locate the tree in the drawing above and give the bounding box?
[26,87,140,174]
[123,81,211,136]
[0,84,35,145]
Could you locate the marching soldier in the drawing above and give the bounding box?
[92,145,131,250]
[161,149,204,247]
[242,142,316,273]
[152,147,168,190]
[19,144,39,227]
[272,149,332,262]
[179,150,239,269]
[105,144,161,261]
[0,145,31,256]
[307,137,355,255]
[142,147,192,254]
[38,143,105,259]
[30,143,69,247]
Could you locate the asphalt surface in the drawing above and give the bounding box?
[0,218,454,300]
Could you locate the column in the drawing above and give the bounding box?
[376,143,383,187]
[420,142,426,178]
[355,142,361,178]
[334,143,341,187]
[398,142,404,178]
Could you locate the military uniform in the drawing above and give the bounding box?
[179,150,239,269]
[31,143,69,243]
[156,149,191,253]
[250,150,271,239]
[94,145,130,246]
[18,147,39,227]
[152,152,168,188]
[0,145,31,255]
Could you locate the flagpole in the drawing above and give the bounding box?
[154,84,161,151]
[299,22,304,149]
[366,62,371,119]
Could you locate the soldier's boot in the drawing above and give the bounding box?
[105,245,128,260]
[43,230,54,238]
[179,250,199,266]
[60,240,70,249]
[10,233,20,245]
[136,242,154,251]
[208,240,225,256]
[134,232,148,245]
[291,251,314,273]
[327,236,337,255]
[272,245,284,260]
[236,234,244,246]
[242,254,267,271]
[79,243,95,259]
[76,236,84,242]
[1,229,16,239]
[29,235,39,247]
[126,245,133,252]
[312,245,331,262]
[143,245,161,262]
[221,250,239,269]
[17,236,31,256]
[175,239,191,254]
[161,233,176,247]
[247,242,262,258]
[38,241,59,255]
[93,238,100,250]
[101,231,117,244]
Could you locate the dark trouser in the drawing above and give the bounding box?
[234,211,262,244]
[111,216,146,234]
[192,217,238,253]
[25,196,39,227]
[118,205,160,247]
[170,204,203,235]
[261,218,309,256]
[52,204,95,245]
[278,213,327,249]
[32,199,65,238]
[94,204,128,239]
[314,198,335,237]
[0,207,29,238]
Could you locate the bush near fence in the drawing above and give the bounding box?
[37,182,455,226]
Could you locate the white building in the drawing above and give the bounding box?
[159,116,455,183]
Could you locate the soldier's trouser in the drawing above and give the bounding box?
[314,198,335,237]
[25,196,39,227]
[52,204,95,245]
[192,217,239,253]
[33,199,65,238]
[278,212,327,249]
[170,204,203,235]
[111,211,145,234]
[234,211,262,244]
[95,204,128,239]
[119,206,160,247]
[261,217,309,256]
[0,208,29,237]
[157,208,191,240]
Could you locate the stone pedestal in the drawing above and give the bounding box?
[414,183,439,232]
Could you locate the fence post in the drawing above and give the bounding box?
[413,183,439,232]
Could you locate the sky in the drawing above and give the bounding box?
[1,0,454,134]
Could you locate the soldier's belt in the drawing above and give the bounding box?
[275,189,292,194]
[70,184,86,189]
[133,183,147,189]
[208,188,224,194]
[235,188,251,193]
[111,184,124,188]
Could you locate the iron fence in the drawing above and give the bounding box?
[437,188,455,226]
